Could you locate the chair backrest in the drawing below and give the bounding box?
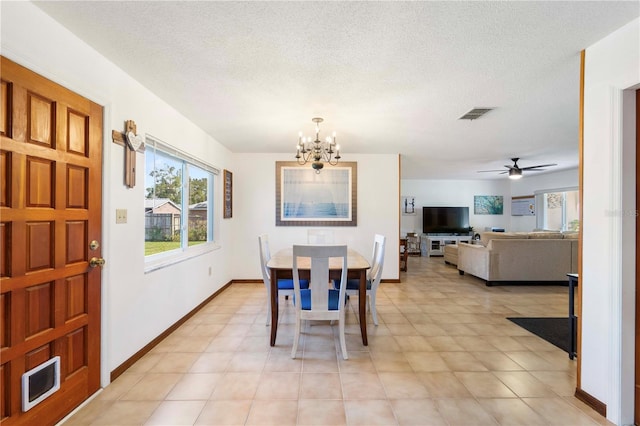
[368,234,386,286]
[292,244,347,311]
[307,229,335,244]
[258,234,271,286]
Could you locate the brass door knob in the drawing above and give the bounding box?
[89,257,106,268]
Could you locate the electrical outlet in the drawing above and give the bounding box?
[115,209,127,224]
[208,267,212,276]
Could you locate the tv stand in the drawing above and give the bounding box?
[421,234,472,257]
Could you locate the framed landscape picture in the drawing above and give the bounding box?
[275,161,357,226]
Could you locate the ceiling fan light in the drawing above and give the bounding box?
[508,169,523,179]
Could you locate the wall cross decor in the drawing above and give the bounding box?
[112,119,144,188]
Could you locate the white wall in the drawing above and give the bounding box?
[233,153,400,280]
[582,18,638,425]
[1,2,235,377]
[401,170,579,236]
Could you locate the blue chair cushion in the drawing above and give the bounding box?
[332,278,371,290]
[277,279,309,290]
[295,289,341,310]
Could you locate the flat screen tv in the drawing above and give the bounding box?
[423,207,470,234]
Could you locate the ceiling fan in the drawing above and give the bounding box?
[478,158,557,179]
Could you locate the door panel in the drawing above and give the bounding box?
[0,56,102,425]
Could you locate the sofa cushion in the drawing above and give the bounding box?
[528,231,563,239]
[479,231,527,246]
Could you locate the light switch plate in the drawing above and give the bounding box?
[116,209,127,224]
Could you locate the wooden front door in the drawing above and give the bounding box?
[0,57,103,425]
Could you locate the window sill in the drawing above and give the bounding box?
[144,242,221,274]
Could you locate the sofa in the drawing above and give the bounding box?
[443,244,460,265]
[457,231,578,285]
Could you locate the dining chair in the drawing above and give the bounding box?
[291,244,349,359]
[258,234,308,326]
[307,229,335,244]
[399,237,408,272]
[333,234,386,325]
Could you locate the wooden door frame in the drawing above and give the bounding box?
[633,89,640,425]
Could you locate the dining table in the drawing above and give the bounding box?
[266,247,371,347]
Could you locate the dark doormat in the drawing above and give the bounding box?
[507,317,569,353]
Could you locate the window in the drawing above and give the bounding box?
[144,136,217,257]
[535,188,579,232]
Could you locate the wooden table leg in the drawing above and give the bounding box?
[270,270,278,346]
[359,269,368,345]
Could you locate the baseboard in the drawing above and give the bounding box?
[110,280,233,382]
[575,387,607,417]
[234,279,402,284]
[487,280,569,286]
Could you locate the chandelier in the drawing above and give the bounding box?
[295,117,341,172]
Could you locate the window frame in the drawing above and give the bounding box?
[144,135,220,272]
[534,186,579,232]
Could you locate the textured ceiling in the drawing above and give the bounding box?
[33,1,639,179]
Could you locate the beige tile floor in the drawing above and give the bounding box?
[62,256,612,426]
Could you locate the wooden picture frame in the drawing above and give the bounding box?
[223,169,232,219]
[275,161,357,227]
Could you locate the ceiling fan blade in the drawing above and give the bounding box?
[478,160,557,175]
[521,163,557,170]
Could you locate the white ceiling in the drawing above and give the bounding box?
[33,1,639,180]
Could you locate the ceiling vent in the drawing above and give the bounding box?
[459,107,494,120]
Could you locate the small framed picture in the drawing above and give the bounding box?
[223,169,232,219]
[402,196,416,215]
